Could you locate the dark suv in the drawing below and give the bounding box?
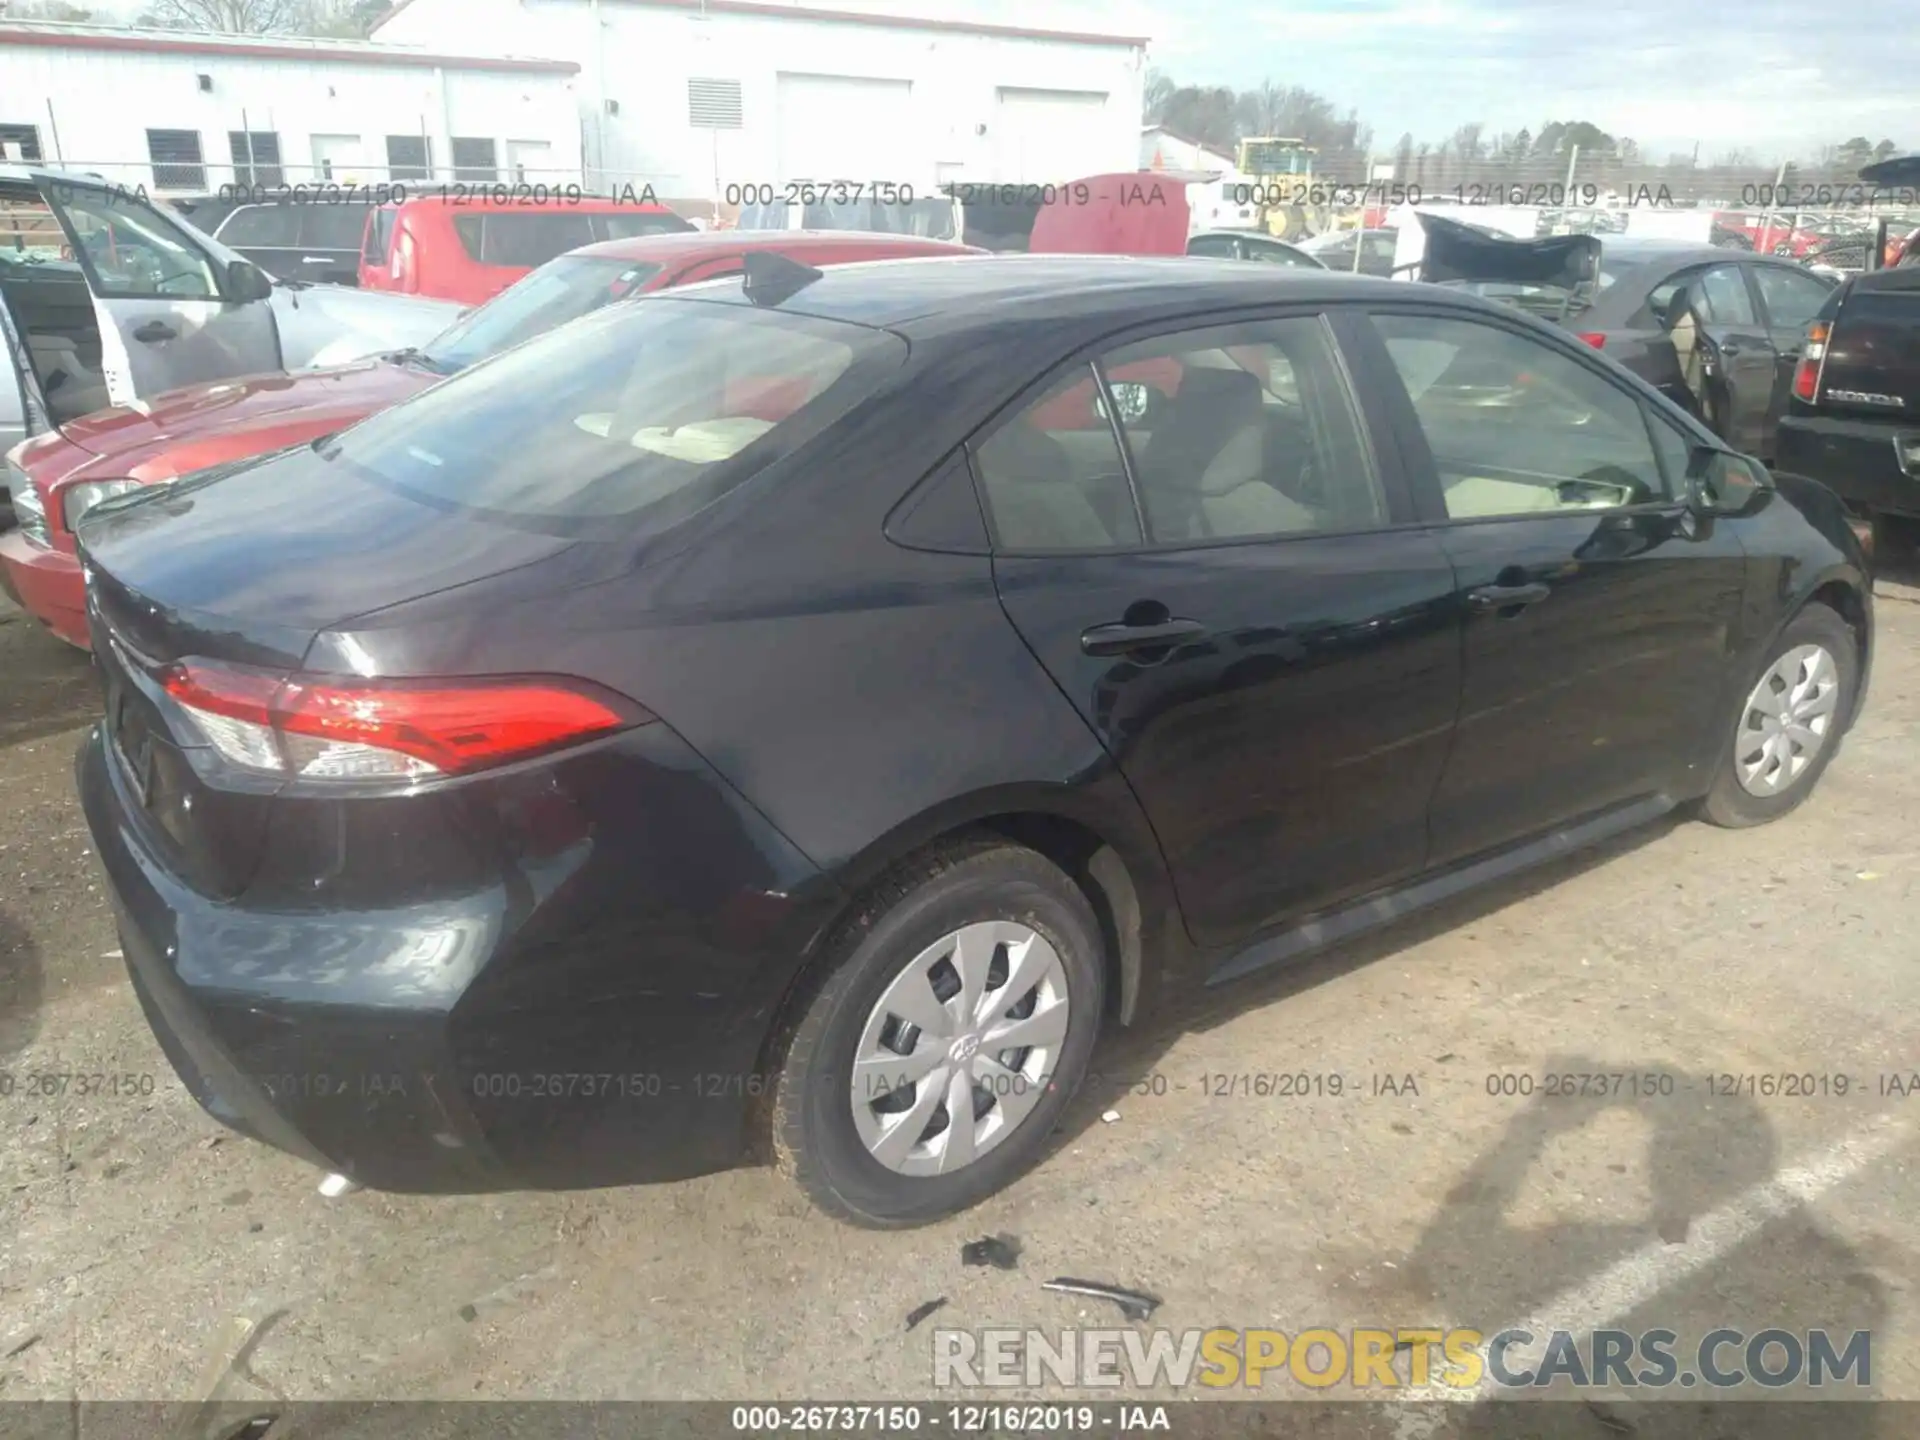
[1774,262,1920,559]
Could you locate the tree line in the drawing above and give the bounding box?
[1146,70,1902,183]
[0,0,396,37]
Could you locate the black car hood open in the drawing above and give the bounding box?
[1415,212,1603,289]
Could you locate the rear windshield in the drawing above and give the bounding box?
[322,296,906,534]
[1438,270,1617,319]
[420,253,663,373]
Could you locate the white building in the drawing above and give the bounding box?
[0,19,583,195]
[373,0,1149,207]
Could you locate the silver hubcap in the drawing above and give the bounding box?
[1736,643,1840,797]
[850,921,1070,1176]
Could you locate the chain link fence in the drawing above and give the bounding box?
[19,149,1920,272]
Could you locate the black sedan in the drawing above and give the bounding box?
[75,255,1872,1226]
[1432,231,1840,460]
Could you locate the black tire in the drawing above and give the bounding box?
[772,838,1106,1228]
[1701,604,1859,828]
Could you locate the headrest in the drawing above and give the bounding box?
[1141,367,1265,496]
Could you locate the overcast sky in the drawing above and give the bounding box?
[75,0,1910,161]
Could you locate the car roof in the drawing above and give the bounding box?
[1597,237,1738,267]
[570,229,983,263]
[1189,229,1301,243]
[389,193,677,213]
[677,253,1423,333]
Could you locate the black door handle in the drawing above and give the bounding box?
[132,321,177,343]
[1719,342,1743,356]
[1466,582,1551,613]
[1080,618,1208,656]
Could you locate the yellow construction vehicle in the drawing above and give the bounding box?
[1233,137,1328,241]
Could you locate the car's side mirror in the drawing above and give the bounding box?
[1685,444,1771,517]
[226,259,274,303]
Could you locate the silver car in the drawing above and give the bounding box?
[1,166,460,461]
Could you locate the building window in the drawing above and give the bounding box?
[450,137,499,183]
[146,129,207,190]
[688,77,744,129]
[385,135,433,181]
[0,124,42,162]
[228,130,284,188]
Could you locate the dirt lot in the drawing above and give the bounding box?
[3,567,1920,1424]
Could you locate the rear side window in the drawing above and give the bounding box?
[323,298,906,532]
[453,212,599,267]
[1101,317,1383,542]
[594,211,695,241]
[364,207,396,264]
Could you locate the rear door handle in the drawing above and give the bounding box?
[132,320,176,343]
[1080,618,1208,656]
[302,255,333,264]
[1466,582,1551,613]
[1719,342,1743,356]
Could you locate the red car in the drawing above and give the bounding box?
[1,230,981,650]
[358,193,697,304]
[1713,211,1833,259]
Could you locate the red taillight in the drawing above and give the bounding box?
[1792,321,1830,403]
[1576,331,1607,350]
[161,659,641,782]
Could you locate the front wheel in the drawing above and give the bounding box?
[772,839,1106,1227]
[1700,604,1859,828]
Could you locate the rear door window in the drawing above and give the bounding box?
[217,205,299,249]
[1751,265,1833,330]
[324,298,906,532]
[301,202,373,250]
[453,212,599,267]
[1695,265,1758,325]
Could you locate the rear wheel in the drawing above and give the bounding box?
[772,839,1105,1227]
[1701,604,1858,828]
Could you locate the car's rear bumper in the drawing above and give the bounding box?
[77,721,840,1194]
[0,531,87,648]
[1776,412,1920,519]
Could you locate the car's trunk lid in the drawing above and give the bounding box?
[1414,213,1605,323]
[78,443,581,899]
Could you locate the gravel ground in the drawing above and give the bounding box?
[2,568,1919,1425]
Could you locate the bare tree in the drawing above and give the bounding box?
[136,0,305,32]
[0,0,96,17]
[299,0,392,36]
[1143,68,1177,126]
